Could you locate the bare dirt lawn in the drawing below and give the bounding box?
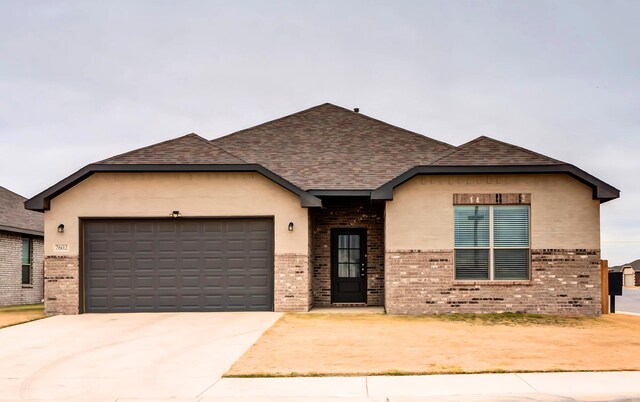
[226,313,640,376]
[0,304,46,329]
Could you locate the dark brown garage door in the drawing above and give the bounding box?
[82,218,273,312]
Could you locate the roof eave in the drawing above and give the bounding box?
[25,163,322,211]
[370,164,620,203]
[0,224,44,237]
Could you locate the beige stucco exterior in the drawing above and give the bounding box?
[385,173,600,250]
[44,172,309,257]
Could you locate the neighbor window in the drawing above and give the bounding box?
[21,237,32,285]
[454,205,529,280]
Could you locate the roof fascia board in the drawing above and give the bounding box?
[371,165,620,203]
[25,164,322,211]
[0,225,44,237]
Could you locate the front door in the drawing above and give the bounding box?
[331,229,367,303]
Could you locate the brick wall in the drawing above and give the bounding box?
[310,198,384,306]
[44,256,79,315]
[386,249,601,316]
[0,231,44,306]
[274,253,311,312]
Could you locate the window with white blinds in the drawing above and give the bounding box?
[454,205,529,281]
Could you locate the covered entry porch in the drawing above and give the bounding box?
[309,197,385,308]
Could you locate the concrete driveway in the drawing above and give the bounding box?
[0,312,281,401]
[617,287,640,314]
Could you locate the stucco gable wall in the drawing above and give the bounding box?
[385,173,600,250]
[44,172,309,257]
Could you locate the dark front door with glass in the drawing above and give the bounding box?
[331,229,367,303]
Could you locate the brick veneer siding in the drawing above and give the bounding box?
[0,232,44,306]
[44,256,79,315]
[310,198,384,306]
[274,253,311,312]
[386,249,601,316]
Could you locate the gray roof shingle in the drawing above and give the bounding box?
[431,136,563,166]
[0,186,43,235]
[88,104,572,191]
[99,133,245,165]
[211,103,455,190]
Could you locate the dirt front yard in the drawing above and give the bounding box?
[0,304,46,329]
[226,313,640,377]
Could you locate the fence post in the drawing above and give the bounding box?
[601,260,609,314]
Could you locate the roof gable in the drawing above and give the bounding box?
[431,136,563,166]
[212,103,455,190]
[0,186,43,235]
[99,133,245,165]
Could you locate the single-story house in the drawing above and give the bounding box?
[25,103,620,316]
[610,261,639,287]
[1,186,44,306]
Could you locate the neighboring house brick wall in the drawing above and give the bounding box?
[386,249,601,316]
[310,198,384,306]
[0,232,44,306]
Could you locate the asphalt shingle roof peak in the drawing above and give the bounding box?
[0,185,43,234]
[211,102,456,190]
[98,132,246,165]
[430,135,564,166]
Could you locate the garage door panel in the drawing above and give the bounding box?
[84,218,274,312]
[89,258,108,270]
[89,241,108,253]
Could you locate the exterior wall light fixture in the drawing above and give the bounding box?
[57,224,64,233]
[288,222,294,231]
[170,211,181,218]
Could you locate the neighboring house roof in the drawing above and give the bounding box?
[610,260,640,272]
[211,103,455,190]
[25,103,620,211]
[0,186,43,236]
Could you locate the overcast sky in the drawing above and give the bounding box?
[1,1,638,265]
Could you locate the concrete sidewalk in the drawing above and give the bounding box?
[4,371,636,401]
[199,371,640,401]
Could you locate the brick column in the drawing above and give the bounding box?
[44,256,79,315]
[274,253,311,312]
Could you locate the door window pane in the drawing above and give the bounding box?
[338,249,349,264]
[349,249,360,264]
[338,263,350,278]
[338,235,349,248]
[349,235,360,248]
[455,206,490,247]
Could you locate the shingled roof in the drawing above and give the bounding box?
[0,186,43,236]
[24,103,620,211]
[431,136,564,166]
[99,133,245,165]
[211,103,455,190]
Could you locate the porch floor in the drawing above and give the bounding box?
[308,306,385,314]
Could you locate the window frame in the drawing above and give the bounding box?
[454,205,531,282]
[21,237,33,285]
